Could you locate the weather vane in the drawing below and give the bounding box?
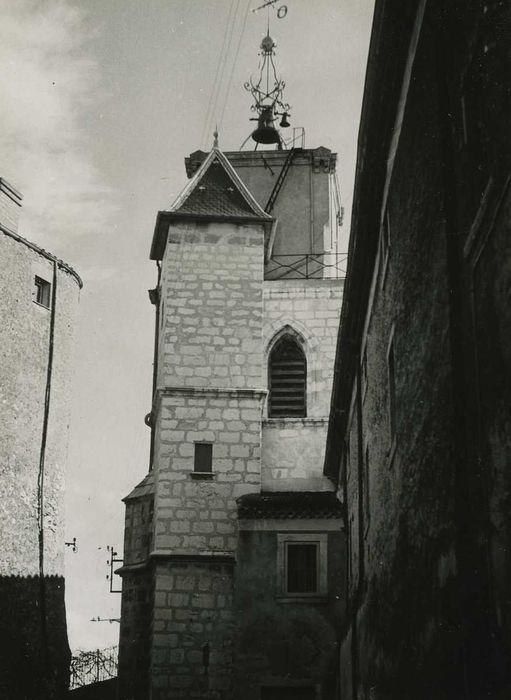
[244,32,291,149]
[251,0,288,19]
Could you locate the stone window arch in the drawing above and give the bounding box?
[268,333,307,418]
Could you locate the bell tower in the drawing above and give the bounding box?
[118,30,346,700]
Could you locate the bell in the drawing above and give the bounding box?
[252,106,281,145]
[279,112,290,128]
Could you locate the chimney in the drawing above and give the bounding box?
[0,178,23,233]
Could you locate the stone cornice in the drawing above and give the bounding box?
[116,550,236,576]
[150,550,236,564]
[263,417,329,428]
[154,386,267,411]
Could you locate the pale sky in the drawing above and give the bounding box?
[1,0,374,651]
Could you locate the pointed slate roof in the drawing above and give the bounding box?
[151,148,273,260]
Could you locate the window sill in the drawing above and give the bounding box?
[276,594,329,604]
[189,472,216,481]
[33,300,51,310]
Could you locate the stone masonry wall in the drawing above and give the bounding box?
[0,233,80,578]
[153,391,263,556]
[149,218,266,698]
[118,476,154,698]
[152,560,234,700]
[0,229,80,698]
[261,279,342,491]
[261,418,330,492]
[341,16,459,698]
[157,221,264,390]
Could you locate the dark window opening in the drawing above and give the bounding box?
[34,276,51,308]
[269,336,306,417]
[194,443,212,473]
[286,543,318,594]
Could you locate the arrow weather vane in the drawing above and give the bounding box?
[252,0,288,19]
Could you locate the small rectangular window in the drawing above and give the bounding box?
[286,543,318,594]
[194,443,212,473]
[34,276,51,308]
[277,533,327,598]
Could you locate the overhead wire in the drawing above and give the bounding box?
[200,0,241,149]
[218,0,252,131]
[200,0,237,149]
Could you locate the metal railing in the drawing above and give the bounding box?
[69,646,118,690]
[265,253,348,280]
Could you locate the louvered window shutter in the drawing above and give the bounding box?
[269,337,306,417]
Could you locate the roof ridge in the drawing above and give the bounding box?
[168,148,272,221]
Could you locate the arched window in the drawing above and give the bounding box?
[268,335,306,417]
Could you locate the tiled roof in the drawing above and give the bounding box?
[237,491,343,520]
[123,472,155,502]
[174,161,258,218]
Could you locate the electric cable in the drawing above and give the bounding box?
[219,0,251,131]
[206,0,242,147]
[200,0,237,148]
[200,0,240,149]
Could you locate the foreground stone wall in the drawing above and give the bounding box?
[0,233,80,577]
[334,2,511,698]
[0,206,80,697]
[343,19,457,697]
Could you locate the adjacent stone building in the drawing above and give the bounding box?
[324,1,511,698]
[118,38,346,697]
[0,177,82,698]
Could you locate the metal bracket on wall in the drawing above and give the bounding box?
[106,545,123,593]
[65,537,77,552]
